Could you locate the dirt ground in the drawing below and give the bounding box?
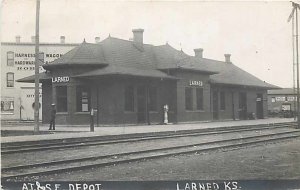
[32,138,300,181]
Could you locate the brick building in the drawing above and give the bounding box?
[19,29,278,125]
[1,36,78,120]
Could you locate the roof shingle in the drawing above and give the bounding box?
[43,41,108,69]
[75,65,177,80]
[20,34,278,89]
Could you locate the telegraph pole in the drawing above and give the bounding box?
[288,2,300,128]
[295,4,300,128]
[292,14,296,121]
[34,0,40,132]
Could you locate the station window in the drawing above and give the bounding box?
[149,86,157,111]
[196,88,203,110]
[6,72,14,87]
[7,51,14,66]
[76,86,91,112]
[185,87,193,110]
[220,91,226,110]
[56,86,68,112]
[125,86,134,112]
[239,92,247,109]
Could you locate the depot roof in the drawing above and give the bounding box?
[75,65,177,80]
[43,40,108,69]
[17,72,52,83]
[19,34,278,89]
[268,88,298,95]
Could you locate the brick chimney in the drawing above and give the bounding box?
[31,36,36,43]
[60,36,65,44]
[95,37,100,43]
[194,48,204,58]
[16,36,21,43]
[132,29,144,47]
[224,54,231,63]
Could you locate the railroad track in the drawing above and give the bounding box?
[1,122,297,154]
[2,125,300,181]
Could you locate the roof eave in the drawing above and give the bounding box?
[17,73,52,83]
[210,81,281,90]
[17,77,51,83]
[159,67,218,75]
[43,63,109,70]
[74,73,178,80]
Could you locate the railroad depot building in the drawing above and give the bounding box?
[1,36,78,120]
[19,29,278,125]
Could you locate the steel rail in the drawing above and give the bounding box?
[3,122,295,149]
[2,130,299,180]
[1,123,296,154]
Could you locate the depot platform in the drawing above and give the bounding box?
[0,118,295,144]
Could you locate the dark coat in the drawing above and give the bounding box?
[51,108,56,119]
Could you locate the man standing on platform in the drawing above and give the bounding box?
[49,103,56,130]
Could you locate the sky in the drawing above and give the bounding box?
[1,0,298,88]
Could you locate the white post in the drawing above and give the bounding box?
[163,104,169,124]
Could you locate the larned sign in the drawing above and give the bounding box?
[52,76,70,83]
[189,80,203,86]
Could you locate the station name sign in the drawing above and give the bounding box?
[52,76,70,83]
[189,80,203,86]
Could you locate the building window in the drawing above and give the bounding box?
[239,92,247,109]
[6,72,14,87]
[185,87,193,110]
[56,86,67,112]
[287,96,295,101]
[149,86,157,111]
[7,51,14,66]
[196,88,203,110]
[271,97,276,102]
[76,86,91,112]
[125,86,134,111]
[220,91,226,110]
[1,97,14,114]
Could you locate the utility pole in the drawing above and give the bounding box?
[296,4,300,128]
[288,2,300,128]
[34,0,40,133]
[292,15,297,121]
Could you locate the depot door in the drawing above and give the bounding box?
[256,93,264,119]
[238,92,247,120]
[137,86,147,123]
[212,90,219,120]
